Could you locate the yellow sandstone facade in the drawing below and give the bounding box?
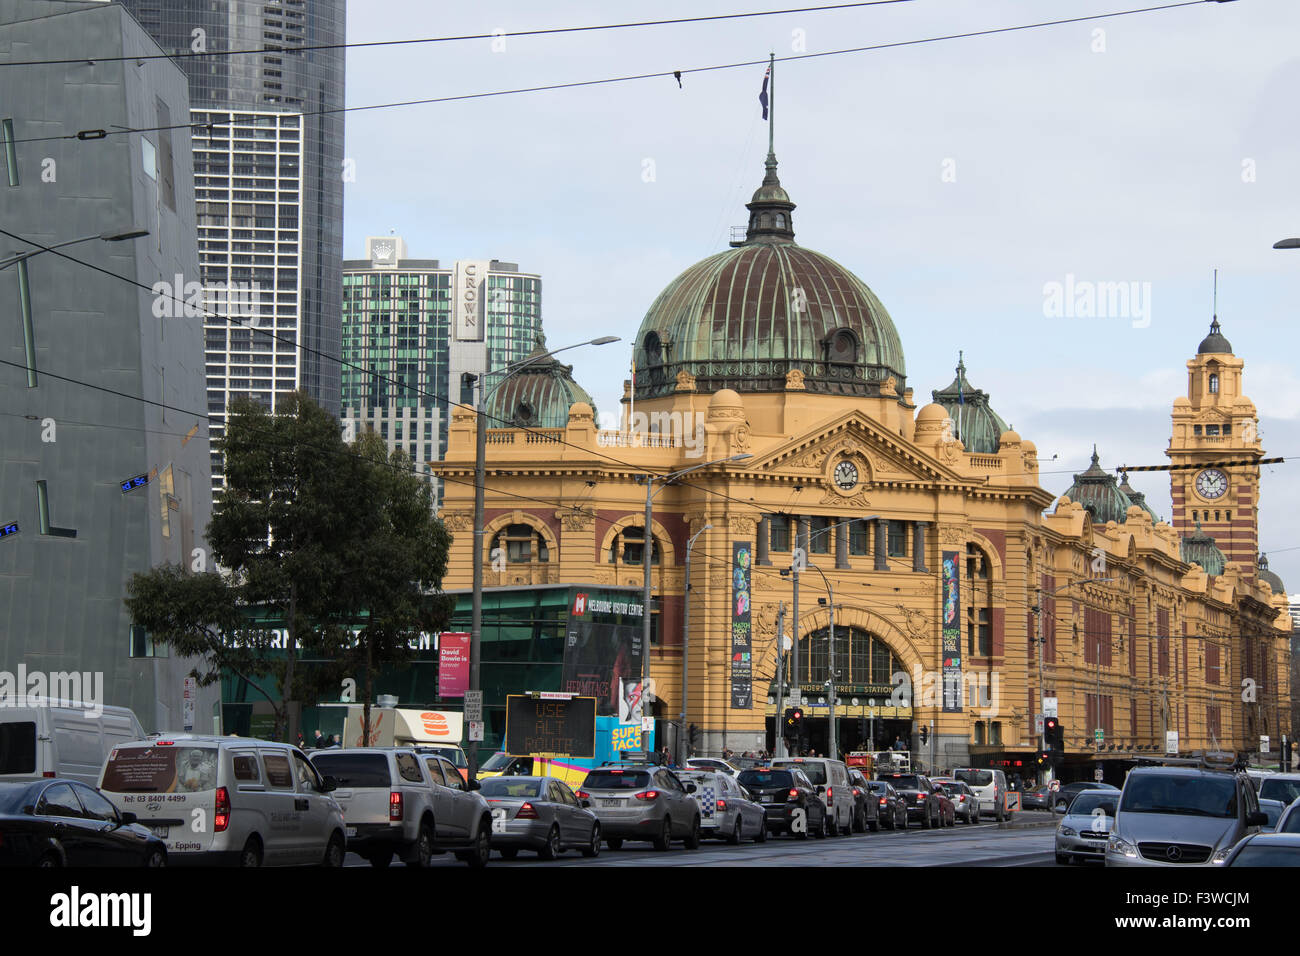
[432,153,1290,774]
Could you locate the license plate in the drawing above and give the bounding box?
[600,799,622,808]
[149,826,169,839]
[345,826,357,837]
[761,797,775,804]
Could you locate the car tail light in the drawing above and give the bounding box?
[959,795,967,802]
[576,790,589,800]
[716,799,727,810]
[853,788,861,797]
[43,771,55,778]
[516,802,539,819]
[788,788,799,800]
[917,793,927,802]
[879,797,888,806]
[389,791,404,821]
[215,786,230,832]
[634,790,659,801]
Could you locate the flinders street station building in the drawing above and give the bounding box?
[433,147,1292,779]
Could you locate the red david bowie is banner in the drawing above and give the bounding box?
[438,632,471,698]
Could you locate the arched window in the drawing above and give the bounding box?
[1209,373,1219,394]
[803,626,901,686]
[608,526,660,567]
[775,213,786,229]
[493,523,549,564]
[966,544,992,657]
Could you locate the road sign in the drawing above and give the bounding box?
[642,716,654,732]
[1260,735,1271,753]
[1049,779,1060,792]
[468,720,484,742]
[183,676,196,699]
[787,691,802,707]
[1165,730,1179,754]
[182,699,194,732]
[464,690,483,723]
[1093,728,1104,745]
[504,694,597,758]
[1094,768,1104,782]
[1034,715,1044,735]
[1043,697,1058,718]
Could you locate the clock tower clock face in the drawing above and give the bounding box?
[1195,468,1228,500]
[833,460,858,491]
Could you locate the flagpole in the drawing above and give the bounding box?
[768,52,775,156]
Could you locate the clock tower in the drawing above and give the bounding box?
[1167,318,1262,580]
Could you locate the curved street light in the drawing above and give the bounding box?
[678,522,711,764]
[0,228,149,270]
[465,334,619,781]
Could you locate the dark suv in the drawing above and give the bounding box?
[879,772,947,828]
[737,767,827,839]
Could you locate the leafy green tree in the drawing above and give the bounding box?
[125,392,452,742]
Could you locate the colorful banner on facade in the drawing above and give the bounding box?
[731,541,753,708]
[437,631,471,698]
[941,551,962,712]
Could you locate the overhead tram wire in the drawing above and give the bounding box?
[6,218,1294,523]
[0,1,916,68]
[4,1,1223,146]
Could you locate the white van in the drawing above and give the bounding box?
[951,767,1009,822]
[0,698,145,786]
[99,735,346,867]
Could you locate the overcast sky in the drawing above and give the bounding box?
[342,0,1300,587]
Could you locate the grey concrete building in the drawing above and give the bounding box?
[0,0,218,732]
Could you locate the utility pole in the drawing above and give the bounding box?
[775,601,787,758]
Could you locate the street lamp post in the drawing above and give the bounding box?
[0,228,149,271]
[679,522,711,764]
[639,454,750,756]
[780,516,877,762]
[466,335,618,782]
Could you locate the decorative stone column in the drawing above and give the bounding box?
[875,517,889,570]
[913,522,929,573]
[835,520,850,570]
[757,515,770,566]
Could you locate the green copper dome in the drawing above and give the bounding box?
[1257,553,1286,595]
[1181,521,1226,576]
[1061,447,1137,525]
[631,154,906,400]
[930,353,1009,455]
[483,334,595,429]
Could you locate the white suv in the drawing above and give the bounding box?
[310,747,493,867]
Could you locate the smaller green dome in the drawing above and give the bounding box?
[1119,472,1159,522]
[1060,447,1134,525]
[1257,553,1286,595]
[1181,521,1226,576]
[483,333,595,429]
[931,352,1009,455]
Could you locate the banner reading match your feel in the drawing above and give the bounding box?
[731,541,752,709]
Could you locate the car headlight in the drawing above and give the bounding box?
[1210,846,1232,865]
[1058,825,1077,837]
[1108,836,1138,858]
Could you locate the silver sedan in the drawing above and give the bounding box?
[1055,789,1117,865]
[481,775,602,860]
[674,769,768,844]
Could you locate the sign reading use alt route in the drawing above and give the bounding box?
[504,694,597,758]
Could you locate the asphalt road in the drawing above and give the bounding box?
[343,811,1066,868]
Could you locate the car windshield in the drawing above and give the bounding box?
[1230,845,1300,867]
[739,770,795,789]
[1069,793,1117,816]
[309,752,392,788]
[773,761,826,785]
[886,775,922,790]
[583,770,651,790]
[479,777,544,798]
[1259,779,1300,804]
[480,752,514,772]
[1120,774,1237,818]
[1279,812,1300,834]
[955,770,993,788]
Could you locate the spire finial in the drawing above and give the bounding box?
[1211,268,1219,332]
[767,52,775,161]
[1091,443,1099,464]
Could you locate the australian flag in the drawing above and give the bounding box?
[758,65,770,119]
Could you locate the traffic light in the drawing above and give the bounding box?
[783,708,797,735]
[689,723,701,749]
[1045,718,1064,751]
[1036,750,1050,767]
[919,725,929,746]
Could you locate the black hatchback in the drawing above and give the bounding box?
[0,779,166,867]
[737,767,827,839]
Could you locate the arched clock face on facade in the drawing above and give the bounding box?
[1195,468,1228,500]
[833,459,859,491]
